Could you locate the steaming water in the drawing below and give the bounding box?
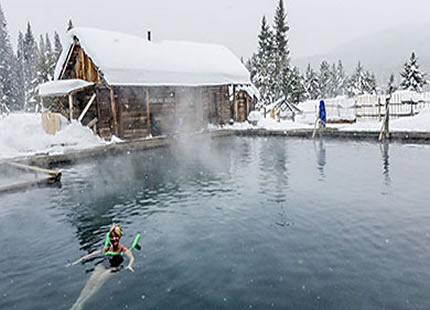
[1,137,429,310]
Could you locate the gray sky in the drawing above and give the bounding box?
[2,0,430,59]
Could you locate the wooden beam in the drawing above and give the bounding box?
[233,85,237,122]
[6,161,61,178]
[109,87,119,136]
[68,94,73,120]
[87,117,98,128]
[59,41,76,80]
[78,93,97,123]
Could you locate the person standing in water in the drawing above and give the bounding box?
[68,224,135,310]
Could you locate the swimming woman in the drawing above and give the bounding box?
[68,224,135,310]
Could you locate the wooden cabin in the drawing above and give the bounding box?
[39,27,257,139]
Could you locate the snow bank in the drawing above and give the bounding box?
[0,113,103,160]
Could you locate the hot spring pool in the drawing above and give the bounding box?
[1,136,429,309]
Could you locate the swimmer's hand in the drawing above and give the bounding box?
[125,265,134,272]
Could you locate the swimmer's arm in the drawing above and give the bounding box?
[68,248,104,266]
[123,247,135,272]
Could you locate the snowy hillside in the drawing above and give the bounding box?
[293,24,430,84]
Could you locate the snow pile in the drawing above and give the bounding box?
[55,27,251,87]
[38,79,94,97]
[0,113,103,160]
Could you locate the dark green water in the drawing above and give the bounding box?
[1,137,429,310]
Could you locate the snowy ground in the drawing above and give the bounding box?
[227,108,430,133]
[0,113,104,160]
[1,108,430,161]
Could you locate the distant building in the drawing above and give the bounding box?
[39,27,257,139]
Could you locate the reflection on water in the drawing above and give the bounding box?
[314,138,326,179]
[1,137,430,310]
[380,142,390,185]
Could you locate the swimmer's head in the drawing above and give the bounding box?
[109,224,123,238]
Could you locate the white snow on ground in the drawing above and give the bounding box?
[0,113,103,160]
[227,107,430,132]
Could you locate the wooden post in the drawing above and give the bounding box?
[378,97,381,122]
[146,89,151,133]
[109,87,119,137]
[233,85,237,122]
[68,94,73,120]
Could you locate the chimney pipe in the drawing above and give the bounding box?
[147,30,151,41]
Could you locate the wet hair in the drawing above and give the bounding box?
[109,224,123,238]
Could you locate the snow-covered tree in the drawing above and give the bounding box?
[386,73,397,95]
[364,71,378,95]
[304,64,320,100]
[333,60,347,96]
[251,16,276,105]
[36,33,55,84]
[347,62,378,96]
[272,0,291,100]
[289,66,306,104]
[54,31,63,63]
[0,3,22,111]
[21,22,39,110]
[347,61,365,96]
[399,52,426,93]
[67,19,74,31]
[319,60,332,98]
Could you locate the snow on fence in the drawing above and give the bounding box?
[299,91,430,123]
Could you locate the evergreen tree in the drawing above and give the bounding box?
[22,22,39,110]
[36,33,55,84]
[272,0,290,100]
[54,31,63,63]
[364,71,378,95]
[0,3,22,111]
[319,60,332,98]
[334,60,347,96]
[289,67,306,104]
[45,33,56,77]
[386,73,397,95]
[399,52,426,92]
[252,16,276,105]
[347,61,365,96]
[304,64,320,100]
[15,31,26,109]
[67,19,74,31]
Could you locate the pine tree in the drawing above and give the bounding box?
[400,52,426,93]
[53,31,63,63]
[289,67,306,104]
[304,64,320,100]
[252,16,276,105]
[364,71,378,95]
[15,31,26,109]
[334,60,347,96]
[272,0,290,100]
[67,19,74,31]
[319,60,332,98]
[36,33,55,84]
[45,33,56,77]
[347,61,365,96]
[386,73,397,95]
[0,3,22,111]
[22,22,39,111]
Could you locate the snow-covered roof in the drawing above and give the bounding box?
[55,27,251,87]
[38,79,94,97]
